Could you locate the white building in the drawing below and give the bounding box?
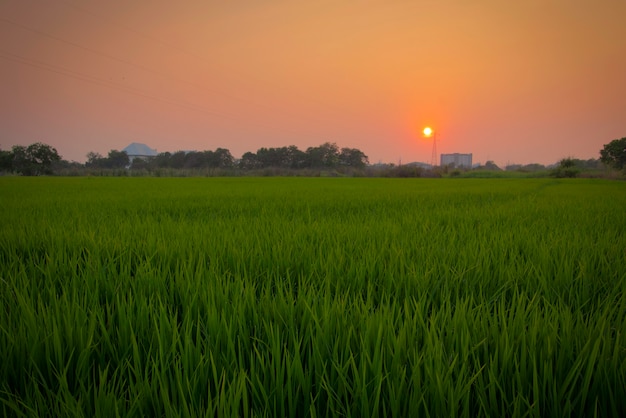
[122,143,158,164]
[440,153,472,168]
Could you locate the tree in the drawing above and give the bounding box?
[85,152,105,168]
[86,150,129,169]
[306,142,340,168]
[239,152,260,169]
[0,149,13,172]
[256,147,288,168]
[600,137,626,170]
[339,147,369,168]
[130,157,149,170]
[11,142,61,175]
[169,151,186,169]
[183,151,204,168]
[11,145,29,173]
[551,157,579,178]
[212,148,234,168]
[28,142,61,172]
[152,152,172,168]
[286,145,307,169]
[478,160,501,171]
[256,146,305,169]
[522,163,546,172]
[106,150,130,168]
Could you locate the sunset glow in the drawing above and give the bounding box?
[423,127,433,138]
[1,1,625,166]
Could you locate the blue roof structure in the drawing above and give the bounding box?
[122,143,158,158]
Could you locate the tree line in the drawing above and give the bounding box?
[84,142,368,171]
[1,138,625,176]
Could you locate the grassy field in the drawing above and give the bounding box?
[1,177,625,417]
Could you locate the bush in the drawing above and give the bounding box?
[551,158,580,178]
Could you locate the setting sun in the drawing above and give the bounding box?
[0,1,623,165]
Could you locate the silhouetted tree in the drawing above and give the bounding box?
[480,161,501,171]
[106,150,130,169]
[152,152,172,168]
[240,152,260,169]
[130,157,149,170]
[600,137,626,170]
[183,151,204,168]
[522,163,546,171]
[339,147,369,168]
[212,148,234,168]
[169,151,187,169]
[306,142,340,168]
[551,158,580,178]
[254,146,307,169]
[12,146,32,173]
[256,147,287,168]
[11,142,60,175]
[287,146,308,169]
[0,149,13,172]
[85,152,105,168]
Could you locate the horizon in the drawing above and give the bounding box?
[60,140,593,169]
[2,1,625,168]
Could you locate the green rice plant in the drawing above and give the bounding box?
[0,177,625,417]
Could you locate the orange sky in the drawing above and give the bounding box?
[1,0,625,166]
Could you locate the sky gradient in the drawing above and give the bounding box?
[2,0,625,166]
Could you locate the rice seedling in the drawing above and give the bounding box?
[0,177,624,417]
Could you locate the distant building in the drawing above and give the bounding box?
[122,143,158,164]
[440,153,472,168]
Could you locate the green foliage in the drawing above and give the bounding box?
[600,137,626,170]
[1,178,625,417]
[551,158,581,178]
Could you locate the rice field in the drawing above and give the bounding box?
[1,177,625,417]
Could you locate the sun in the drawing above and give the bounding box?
[423,127,433,137]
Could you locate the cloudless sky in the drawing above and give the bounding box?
[1,0,625,166]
